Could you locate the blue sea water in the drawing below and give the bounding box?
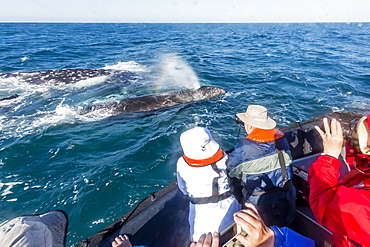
[0,23,370,246]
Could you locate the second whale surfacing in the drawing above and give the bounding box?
[0,69,135,84]
[83,86,227,114]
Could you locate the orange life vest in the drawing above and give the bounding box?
[183,148,224,167]
[246,128,285,142]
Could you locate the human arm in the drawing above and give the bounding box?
[274,134,291,153]
[226,146,244,202]
[309,118,343,222]
[270,226,315,247]
[176,161,189,196]
[226,139,258,171]
[309,118,344,217]
[176,171,189,196]
[309,118,354,237]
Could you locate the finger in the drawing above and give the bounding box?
[336,119,343,136]
[331,118,338,135]
[235,233,250,246]
[323,118,331,135]
[212,232,219,247]
[189,243,196,247]
[114,237,123,245]
[203,232,213,247]
[237,204,260,222]
[235,210,257,224]
[330,118,343,139]
[315,125,325,138]
[234,212,256,235]
[197,233,206,245]
[243,203,260,218]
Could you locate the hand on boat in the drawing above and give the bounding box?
[233,203,274,247]
[111,235,132,247]
[190,232,219,247]
[315,118,343,158]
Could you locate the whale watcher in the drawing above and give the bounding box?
[309,117,370,246]
[0,210,68,247]
[176,127,240,241]
[226,105,296,227]
[190,203,314,247]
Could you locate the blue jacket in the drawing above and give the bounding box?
[226,129,296,227]
[271,226,315,247]
[226,131,293,194]
[226,131,291,174]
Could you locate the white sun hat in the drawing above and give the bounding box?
[236,105,276,129]
[180,127,220,160]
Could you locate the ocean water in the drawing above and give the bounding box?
[0,23,370,246]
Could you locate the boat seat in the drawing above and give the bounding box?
[283,123,323,160]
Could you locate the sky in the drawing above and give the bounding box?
[0,0,370,23]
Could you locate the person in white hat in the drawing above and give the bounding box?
[226,105,296,227]
[176,127,240,242]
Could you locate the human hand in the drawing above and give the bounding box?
[233,203,274,247]
[189,232,219,247]
[111,235,132,247]
[315,118,343,157]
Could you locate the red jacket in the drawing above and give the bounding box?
[308,155,370,247]
[345,140,370,170]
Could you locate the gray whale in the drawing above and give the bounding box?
[83,86,226,114]
[0,69,135,84]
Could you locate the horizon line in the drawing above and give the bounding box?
[1,21,369,24]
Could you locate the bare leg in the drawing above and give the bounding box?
[111,235,133,247]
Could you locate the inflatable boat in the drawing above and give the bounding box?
[75,112,364,247]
